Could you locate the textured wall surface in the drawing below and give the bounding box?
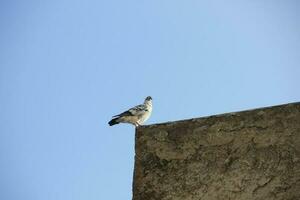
[133,102,300,200]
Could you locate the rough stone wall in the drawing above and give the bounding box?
[133,102,300,200]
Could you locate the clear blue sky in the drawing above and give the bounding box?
[1,1,299,200]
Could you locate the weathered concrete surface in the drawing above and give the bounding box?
[133,102,300,200]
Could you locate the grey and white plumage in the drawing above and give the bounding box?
[108,96,153,127]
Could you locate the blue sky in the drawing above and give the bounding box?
[1,1,299,200]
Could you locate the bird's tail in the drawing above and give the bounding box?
[108,118,120,126]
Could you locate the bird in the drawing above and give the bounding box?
[108,96,153,127]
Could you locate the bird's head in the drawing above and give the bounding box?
[144,96,153,105]
[145,96,152,101]
[144,96,153,108]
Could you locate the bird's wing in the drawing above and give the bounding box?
[113,104,147,117]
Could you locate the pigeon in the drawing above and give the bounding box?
[108,96,153,127]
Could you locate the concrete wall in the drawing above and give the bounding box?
[133,102,300,200]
